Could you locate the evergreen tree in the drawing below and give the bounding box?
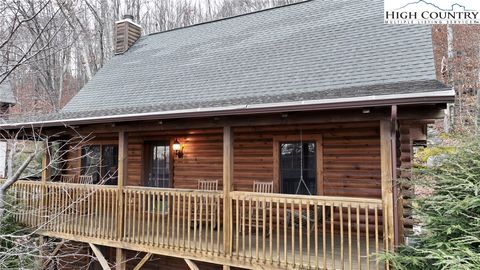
[0,194,34,268]
[386,140,480,270]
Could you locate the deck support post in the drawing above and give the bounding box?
[35,236,45,269]
[223,126,234,269]
[380,120,395,252]
[115,248,126,270]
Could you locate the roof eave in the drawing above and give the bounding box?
[0,89,455,129]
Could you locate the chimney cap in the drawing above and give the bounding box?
[123,14,134,21]
[115,15,142,29]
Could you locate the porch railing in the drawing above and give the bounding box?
[122,186,223,255]
[230,191,385,269]
[10,180,386,269]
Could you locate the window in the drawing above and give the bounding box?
[145,141,170,188]
[49,141,68,180]
[280,142,316,195]
[81,145,118,185]
[101,145,119,184]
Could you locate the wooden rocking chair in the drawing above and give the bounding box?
[198,180,218,191]
[253,181,274,193]
[241,181,274,235]
[60,174,77,183]
[194,180,219,229]
[253,181,274,222]
[78,175,94,184]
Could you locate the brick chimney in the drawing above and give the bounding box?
[115,15,142,54]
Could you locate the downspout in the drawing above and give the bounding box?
[391,105,399,246]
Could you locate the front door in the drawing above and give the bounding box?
[145,141,171,188]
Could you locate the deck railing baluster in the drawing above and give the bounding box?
[340,203,344,270]
[269,198,273,264]
[349,204,353,270]
[375,205,380,270]
[366,205,370,270]
[357,205,361,270]
[183,193,187,249]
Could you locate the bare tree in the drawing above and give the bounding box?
[0,126,124,268]
[3,0,304,117]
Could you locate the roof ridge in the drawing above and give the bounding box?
[147,0,313,37]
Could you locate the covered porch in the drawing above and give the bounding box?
[6,108,407,270]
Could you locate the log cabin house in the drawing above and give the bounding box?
[1,0,454,269]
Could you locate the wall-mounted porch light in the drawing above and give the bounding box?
[362,108,371,114]
[173,139,184,158]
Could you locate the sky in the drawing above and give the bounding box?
[384,0,480,11]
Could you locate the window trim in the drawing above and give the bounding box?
[273,134,323,195]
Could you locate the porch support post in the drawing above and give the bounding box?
[41,141,50,183]
[116,131,128,270]
[40,141,49,233]
[223,126,233,269]
[391,105,400,246]
[380,120,395,251]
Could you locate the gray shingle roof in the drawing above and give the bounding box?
[4,0,452,126]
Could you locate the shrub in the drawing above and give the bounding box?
[386,140,480,270]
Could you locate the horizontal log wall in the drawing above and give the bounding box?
[62,122,381,199]
[126,129,224,188]
[233,122,381,198]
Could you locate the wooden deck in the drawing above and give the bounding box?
[11,181,388,270]
[45,215,384,269]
